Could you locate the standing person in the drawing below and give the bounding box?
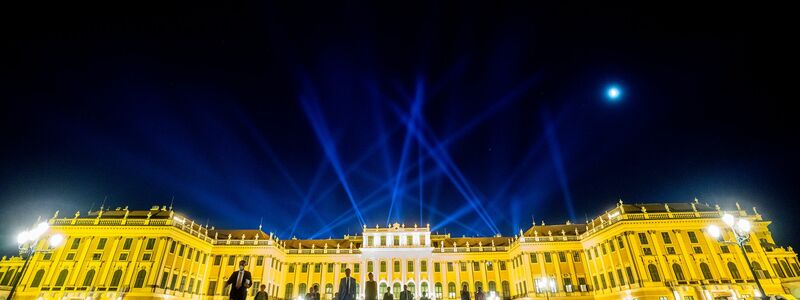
[420,291,430,300]
[460,284,470,300]
[306,286,314,300]
[399,285,413,300]
[313,285,321,300]
[474,286,484,300]
[365,273,378,300]
[382,286,393,300]
[337,268,357,300]
[255,284,268,300]
[225,260,253,300]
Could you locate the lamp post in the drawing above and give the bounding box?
[6,221,64,300]
[535,277,555,300]
[707,213,766,300]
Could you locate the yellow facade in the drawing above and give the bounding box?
[1,201,799,300]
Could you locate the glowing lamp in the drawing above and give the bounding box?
[606,85,622,101]
[49,234,65,247]
[722,213,735,227]
[17,231,30,244]
[707,225,721,239]
[736,219,751,233]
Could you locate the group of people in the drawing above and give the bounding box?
[225,260,486,300]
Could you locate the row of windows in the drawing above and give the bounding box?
[287,260,507,274]
[24,269,150,290]
[212,255,283,271]
[365,234,427,247]
[169,240,208,264]
[66,237,157,251]
[512,251,580,267]
[284,281,511,300]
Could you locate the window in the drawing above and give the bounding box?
[368,261,374,272]
[354,263,360,273]
[618,237,625,249]
[170,241,176,253]
[110,270,123,287]
[499,261,506,270]
[394,283,402,300]
[688,232,698,243]
[395,261,401,271]
[407,235,413,245]
[123,238,133,250]
[92,253,102,260]
[608,272,616,287]
[299,283,307,296]
[435,283,443,299]
[673,264,685,281]
[134,270,147,288]
[638,233,648,244]
[460,262,467,272]
[55,269,69,287]
[0,270,14,286]
[774,263,786,278]
[448,282,457,298]
[381,261,387,272]
[257,256,264,266]
[502,281,510,298]
[626,267,635,284]
[472,261,480,271]
[380,283,388,296]
[328,263,334,273]
[71,238,81,249]
[530,253,538,263]
[394,236,400,245]
[301,263,308,273]
[573,252,581,262]
[380,236,387,246]
[31,270,45,287]
[610,241,616,252]
[728,262,741,280]
[81,270,96,287]
[642,248,653,255]
[648,264,661,282]
[600,274,607,289]
[751,262,766,279]
[119,253,129,261]
[367,236,373,246]
[228,256,236,265]
[559,252,566,262]
[617,269,626,285]
[315,263,321,273]
[700,263,713,280]
[693,246,703,254]
[146,238,156,250]
[720,246,730,253]
[285,283,294,299]
[143,253,152,261]
[563,278,572,292]
[214,255,222,265]
[744,245,754,253]
[448,262,454,272]
[160,272,168,289]
[178,244,185,256]
[602,244,607,255]
[666,247,676,255]
[97,238,108,249]
[326,284,334,298]
[408,261,415,272]
[421,261,428,272]
[66,252,76,260]
[435,262,441,272]
[661,232,672,244]
[486,261,493,271]
[544,252,552,263]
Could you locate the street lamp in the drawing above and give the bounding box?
[707,213,766,299]
[6,221,64,300]
[536,278,555,300]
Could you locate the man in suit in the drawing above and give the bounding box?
[399,285,413,300]
[337,268,357,300]
[225,260,252,300]
[382,287,393,300]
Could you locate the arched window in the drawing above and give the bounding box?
[380,283,388,296]
[435,283,443,299]
[393,283,401,300]
[501,281,510,299]
[83,269,96,286]
[448,282,456,298]
[774,263,786,278]
[728,262,741,280]
[285,283,294,300]
[647,264,660,282]
[326,283,334,299]
[672,264,685,281]
[55,270,69,287]
[421,282,429,294]
[408,282,415,294]
[475,282,483,291]
[699,263,713,280]
[461,282,469,292]
[488,281,496,292]
[299,283,307,296]
[751,262,764,279]
[30,270,45,288]
[134,270,147,288]
[110,269,123,287]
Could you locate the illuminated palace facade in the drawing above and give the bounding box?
[2,201,800,300]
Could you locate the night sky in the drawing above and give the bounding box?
[2,3,797,255]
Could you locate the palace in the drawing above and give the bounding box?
[1,201,799,300]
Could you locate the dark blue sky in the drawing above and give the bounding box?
[2,2,797,254]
